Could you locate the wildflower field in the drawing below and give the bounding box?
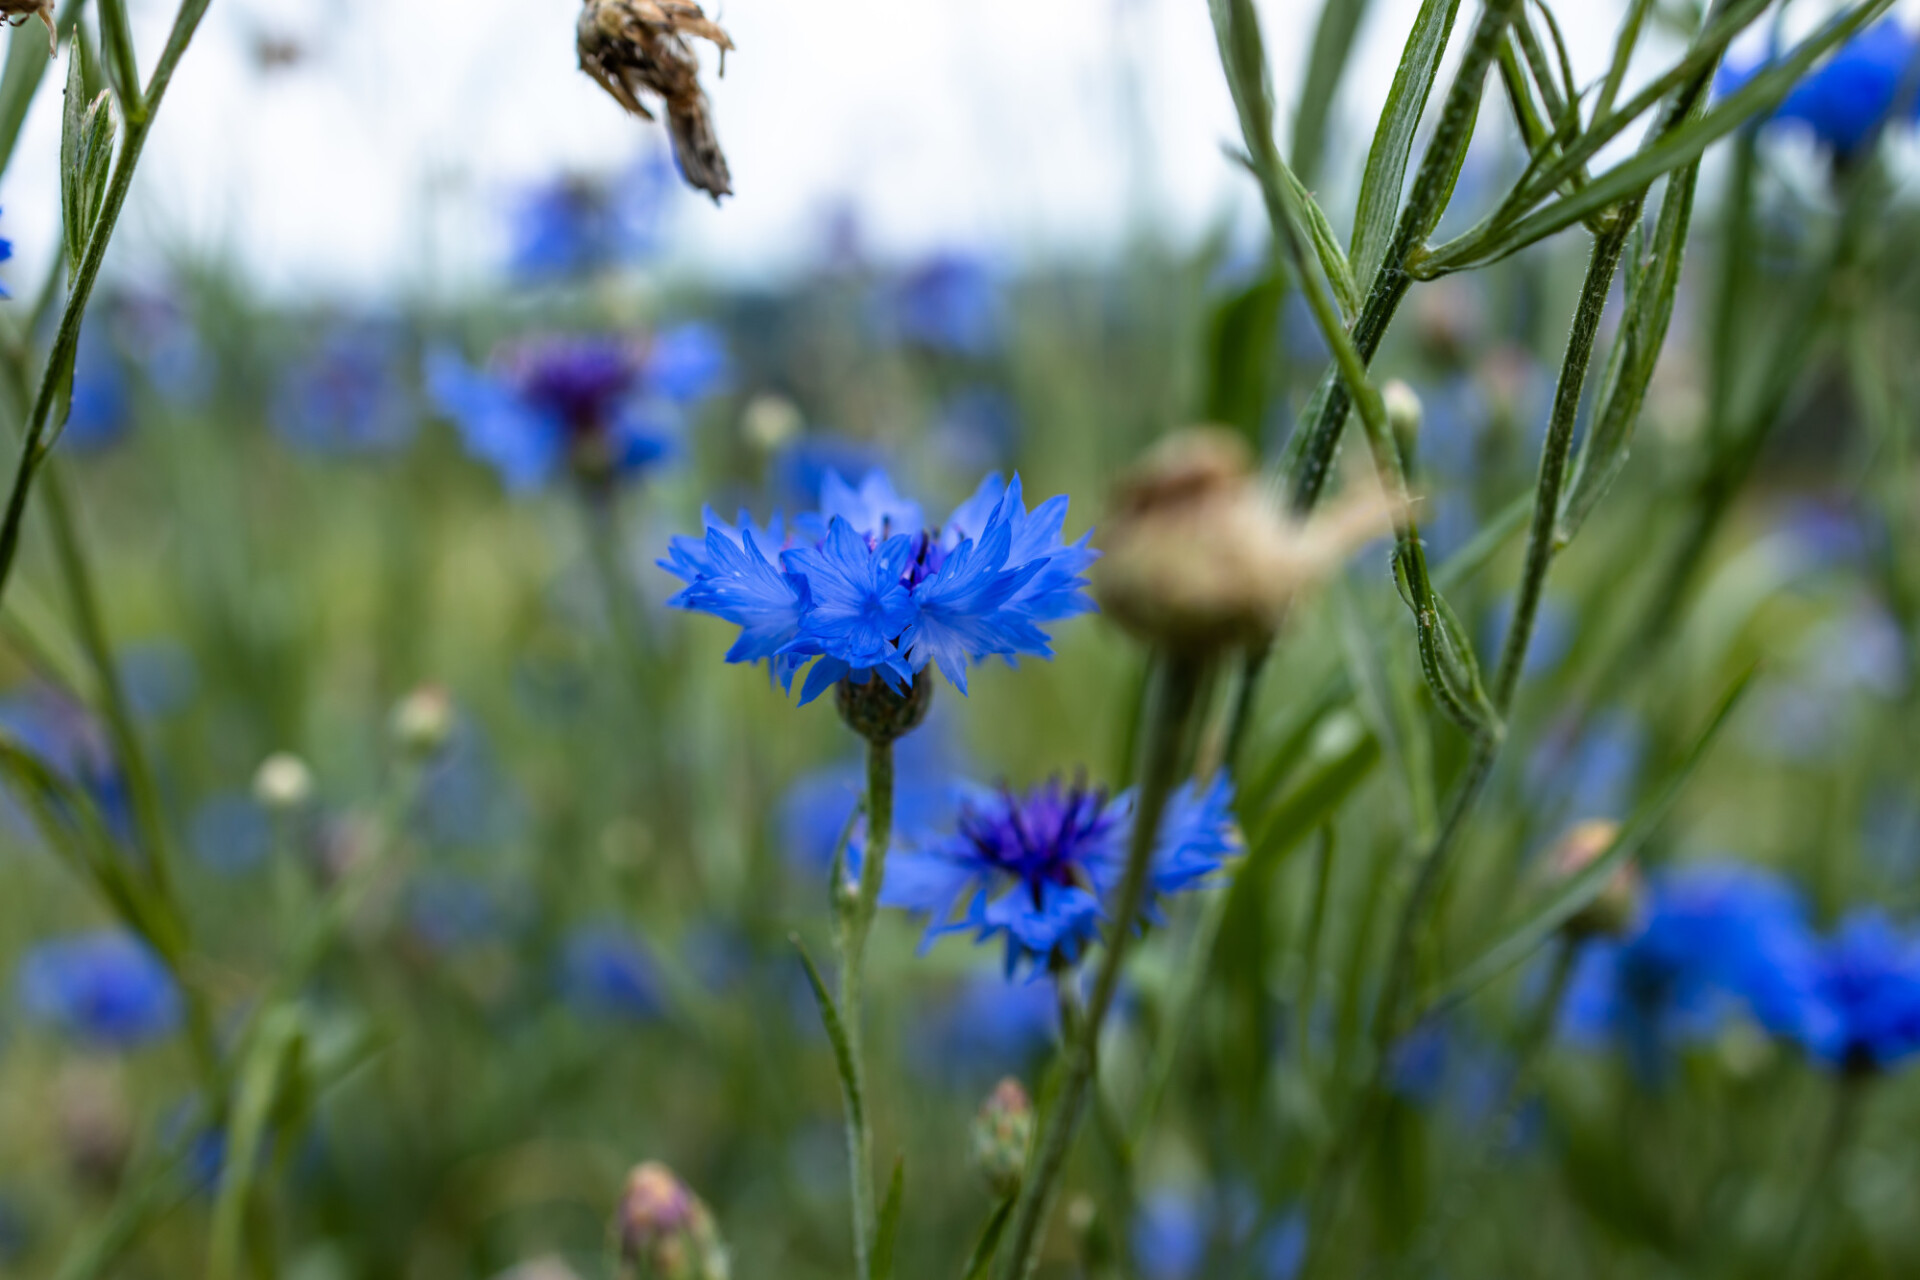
[4,0,1920,1277]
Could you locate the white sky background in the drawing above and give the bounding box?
[0,0,1915,298]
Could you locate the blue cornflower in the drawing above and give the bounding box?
[661,470,1098,704]
[0,686,132,844]
[771,433,891,511]
[17,930,182,1049]
[560,924,664,1023]
[909,972,1058,1084]
[644,321,730,405]
[188,793,273,874]
[1719,20,1920,157]
[1526,709,1646,821]
[1560,862,1819,1075]
[273,326,416,456]
[883,252,1003,356]
[407,873,507,954]
[881,773,1239,976]
[507,150,674,280]
[1794,912,1920,1073]
[62,329,131,452]
[426,335,674,493]
[0,209,11,299]
[781,714,968,873]
[1134,1189,1208,1280]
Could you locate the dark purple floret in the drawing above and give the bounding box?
[958,779,1119,898]
[499,337,644,438]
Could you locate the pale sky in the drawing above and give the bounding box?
[0,0,1909,298]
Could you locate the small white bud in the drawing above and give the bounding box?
[253,752,314,811]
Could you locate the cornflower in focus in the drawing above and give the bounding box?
[17,931,181,1050]
[577,0,735,200]
[880,773,1239,976]
[660,469,1097,706]
[1719,19,1920,158]
[428,333,716,495]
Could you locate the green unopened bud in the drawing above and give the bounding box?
[253,752,314,812]
[835,670,933,745]
[615,1162,730,1280]
[1548,819,1640,938]
[1383,380,1422,471]
[391,684,455,758]
[970,1077,1033,1196]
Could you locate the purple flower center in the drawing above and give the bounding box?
[499,338,642,437]
[958,779,1118,903]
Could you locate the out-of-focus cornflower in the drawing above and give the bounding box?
[1526,709,1645,821]
[0,686,132,843]
[661,469,1098,704]
[1794,912,1920,1073]
[1134,1189,1208,1280]
[1718,20,1920,158]
[780,712,967,873]
[931,386,1019,475]
[1482,594,1574,682]
[0,211,11,297]
[17,931,181,1050]
[106,290,208,405]
[882,252,1003,356]
[1132,1188,1307,1280]
[507,150,674,280]
[116,642,197,721]
[881,773,1239,976]
[1387,1017,1533,1143]
[1559,862,1818,1077]
[560,924,663,1022]
[416,722,527,850]
[644,321,730,405]
[425,335,676,494]
[908,972,1057,1083]
[188,793,273,874]
[273,326,416,456]
[1772,497,1883,570]
[769,432,890,510]
[60,329,131,452]
[407,872,507,954]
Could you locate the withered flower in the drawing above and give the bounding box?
[577,0,734,201]
[1095,427,1396,652]
[0,0,55,53]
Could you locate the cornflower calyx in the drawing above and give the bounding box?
[578,0,735,200]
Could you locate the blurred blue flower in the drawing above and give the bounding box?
[426,336,674,492]
[1560,862,1819,1075]
[1719,20,1920,157]
[189,793,272,874]
[1481,594,1573,682]
[560,924,663,1023]
[407,872,506,954]
[781,714,967,874]
[108,290,207,405]
[1526,709,1645,820]
[662,470,1098,703]
[0,211,11,298]
[882,773,1239,976]
[883,252,1003,356]
[1796,912,1920,1073]
[0,687,132,844]
[508,151,674,280]
[116,642,197,720]
[931,387,1019,474]
[1134,1189,1208,1280]
[273,326,416,456]
[17,930,181,1049]
[645,321,730,405]
[771,433,890,511]
[910,971,1057,1083]
[61,329,131,452]
[1256,1210,1309,1280]
[1772,497,1882,569]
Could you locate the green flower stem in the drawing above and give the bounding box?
[997,654,1203,1280]
[0,0,213,610]
[1285,0,1519,515]
[1781,1075,1868,1276]
[837,735,894,1279]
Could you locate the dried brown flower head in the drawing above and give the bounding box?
[577,0,734,201]
[0,0,55,53]
[1095,427,1397,652]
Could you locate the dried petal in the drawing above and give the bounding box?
[577,0,734,200]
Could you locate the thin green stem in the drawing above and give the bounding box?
[94,0,143,120]
[1780,1076,1867,1276]
[838,735,893,1278]
[0,0,213,609]
[998,654,1202,1280]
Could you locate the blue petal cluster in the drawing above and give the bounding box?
[1796,911,1920,1072]
[560,924,664,1023]
[62,329,132,452]
[507,150,674,280]
[17,930,182,1049]
[0,210,11,299]
[1718,20,1920,157]
[883,252,1002,356]
[427,334,703,491]
[274,326,416,457]
[662,470,1097,703]
[881,773,1239,976]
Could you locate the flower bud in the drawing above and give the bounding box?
[615,1162,730,1280]
[835,670,933,745]
[1383,380,1422,471]
[1094,427,1397,652]
[390,684,455,758]
[1547,819,1640,938]
[741,394,803,453]
[969,1077,1033,1196]
[253,752,314,812]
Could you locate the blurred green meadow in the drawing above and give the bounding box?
[5,1,1920,1278]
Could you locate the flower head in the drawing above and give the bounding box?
[508,151,674,280]
[17,931,182,1050]
[427,334,693,493]
[881,773,1238,976]
[1795,912,1920,1073]
[884,252,1003,356]
[661,470,1097,705]
[1719,20,1920,158]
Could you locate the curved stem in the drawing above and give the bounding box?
[998,654,1202,1280]
[838,736,893,1278]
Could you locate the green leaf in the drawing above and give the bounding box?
[1422,669,1755,1012]
[870,1154,904,1280]
[1291,0,1376,185]
[0,10,58,181]
[59,42,114,279]
[209,1005,302,1280]
[961,1196,1017,1280]
[1349,0,1463,281]
[1244,714,1380,873]
[1202,263,1287,446]
[790,934,865,1142]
